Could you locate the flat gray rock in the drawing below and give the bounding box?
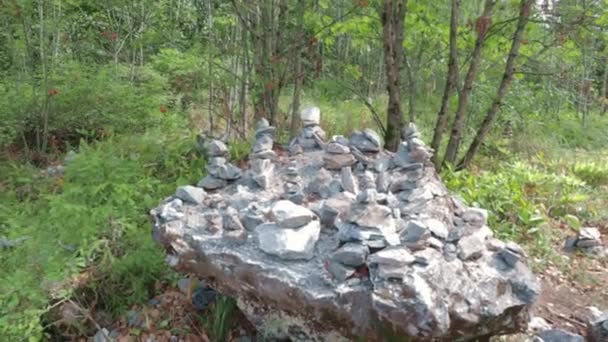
[198,175,226,190]
[331,243,369,267]
[323,153,356,170]
[175,185,206,204]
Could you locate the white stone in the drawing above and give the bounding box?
[425,218,448,239]
[300,106,321,126]
[369,247,416,266]
[255,221,321,260]
[457,234,485,261]
[271,200,316,228]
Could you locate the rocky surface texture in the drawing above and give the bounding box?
[151,107,540,341]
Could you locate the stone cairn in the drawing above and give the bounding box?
[249,118,276,190]
[197,138,241,190]
[565,227,607,259]
[290,106,326,154]
[151,106,540,341]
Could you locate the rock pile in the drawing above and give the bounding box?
[290,106,326,152]
[564,227,607,258]
[249,119,277,189]
[151,108,540,341]
[197,138,241,190]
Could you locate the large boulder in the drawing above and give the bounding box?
[151,123,540,341]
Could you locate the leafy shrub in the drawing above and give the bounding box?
[0,113,204,340]
[571,161,608,186]
[442,161,589,254]
[0,61,172,151]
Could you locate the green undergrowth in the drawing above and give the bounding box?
[0,113,206,340]
[442,150,607,261]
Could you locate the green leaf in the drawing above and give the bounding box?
[563,214,581,231]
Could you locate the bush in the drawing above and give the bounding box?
[442,160,590,256]
[0,113,205,340]
[0,61,172,151]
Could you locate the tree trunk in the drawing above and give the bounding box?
[381,0,408,152]
[403,52,416,123]
[443,0,496,166]
[431,0,460,168]
[459,0,535,170]
[289,1,306,140]
[601,62,608,116]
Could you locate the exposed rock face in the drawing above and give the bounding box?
[151,116,540,341]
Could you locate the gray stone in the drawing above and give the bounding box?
[324,153,356,170]
[457,235,485,261]
[326,142,350,154]
[255,221,321,260]
[399,220,430,243]
[251,158,274,189]
[331,243,369,267]
[253,134,274,153]
[356,189,377,204]
[403,123,420,139]
[374,158,391,173]
[341,167,358,194]
[536,329,585,342]
[389,176,416,193]
[324,258,355,282]
[198,175,227,190]
[223,207,245,231]
[256,118,270,130]
[359,171,376,190]
[376,171,389,193]
[350,130,380,152]
[588,315,608,342]
[300,106,321,126]
[349,204,392,230]
[331,135,350,146]
[320,193,355,227]
[289,141,303,155]
[218,163,242,181]
[362,129,382,149]
[499,248,521,267]
[577,238,601,248]
[462,208,488,227]
[368,246,416,266]
[255,126,276,139]
[175,185,206,204]
[206,139,228,157]
[270,200,315,228]
[241,212,264,231]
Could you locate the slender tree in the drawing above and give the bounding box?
[459,0,535,170]
[380,0,408,151]
[443,0,496,166]
[431,0,460,168]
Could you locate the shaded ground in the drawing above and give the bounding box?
[532,220,608,336]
